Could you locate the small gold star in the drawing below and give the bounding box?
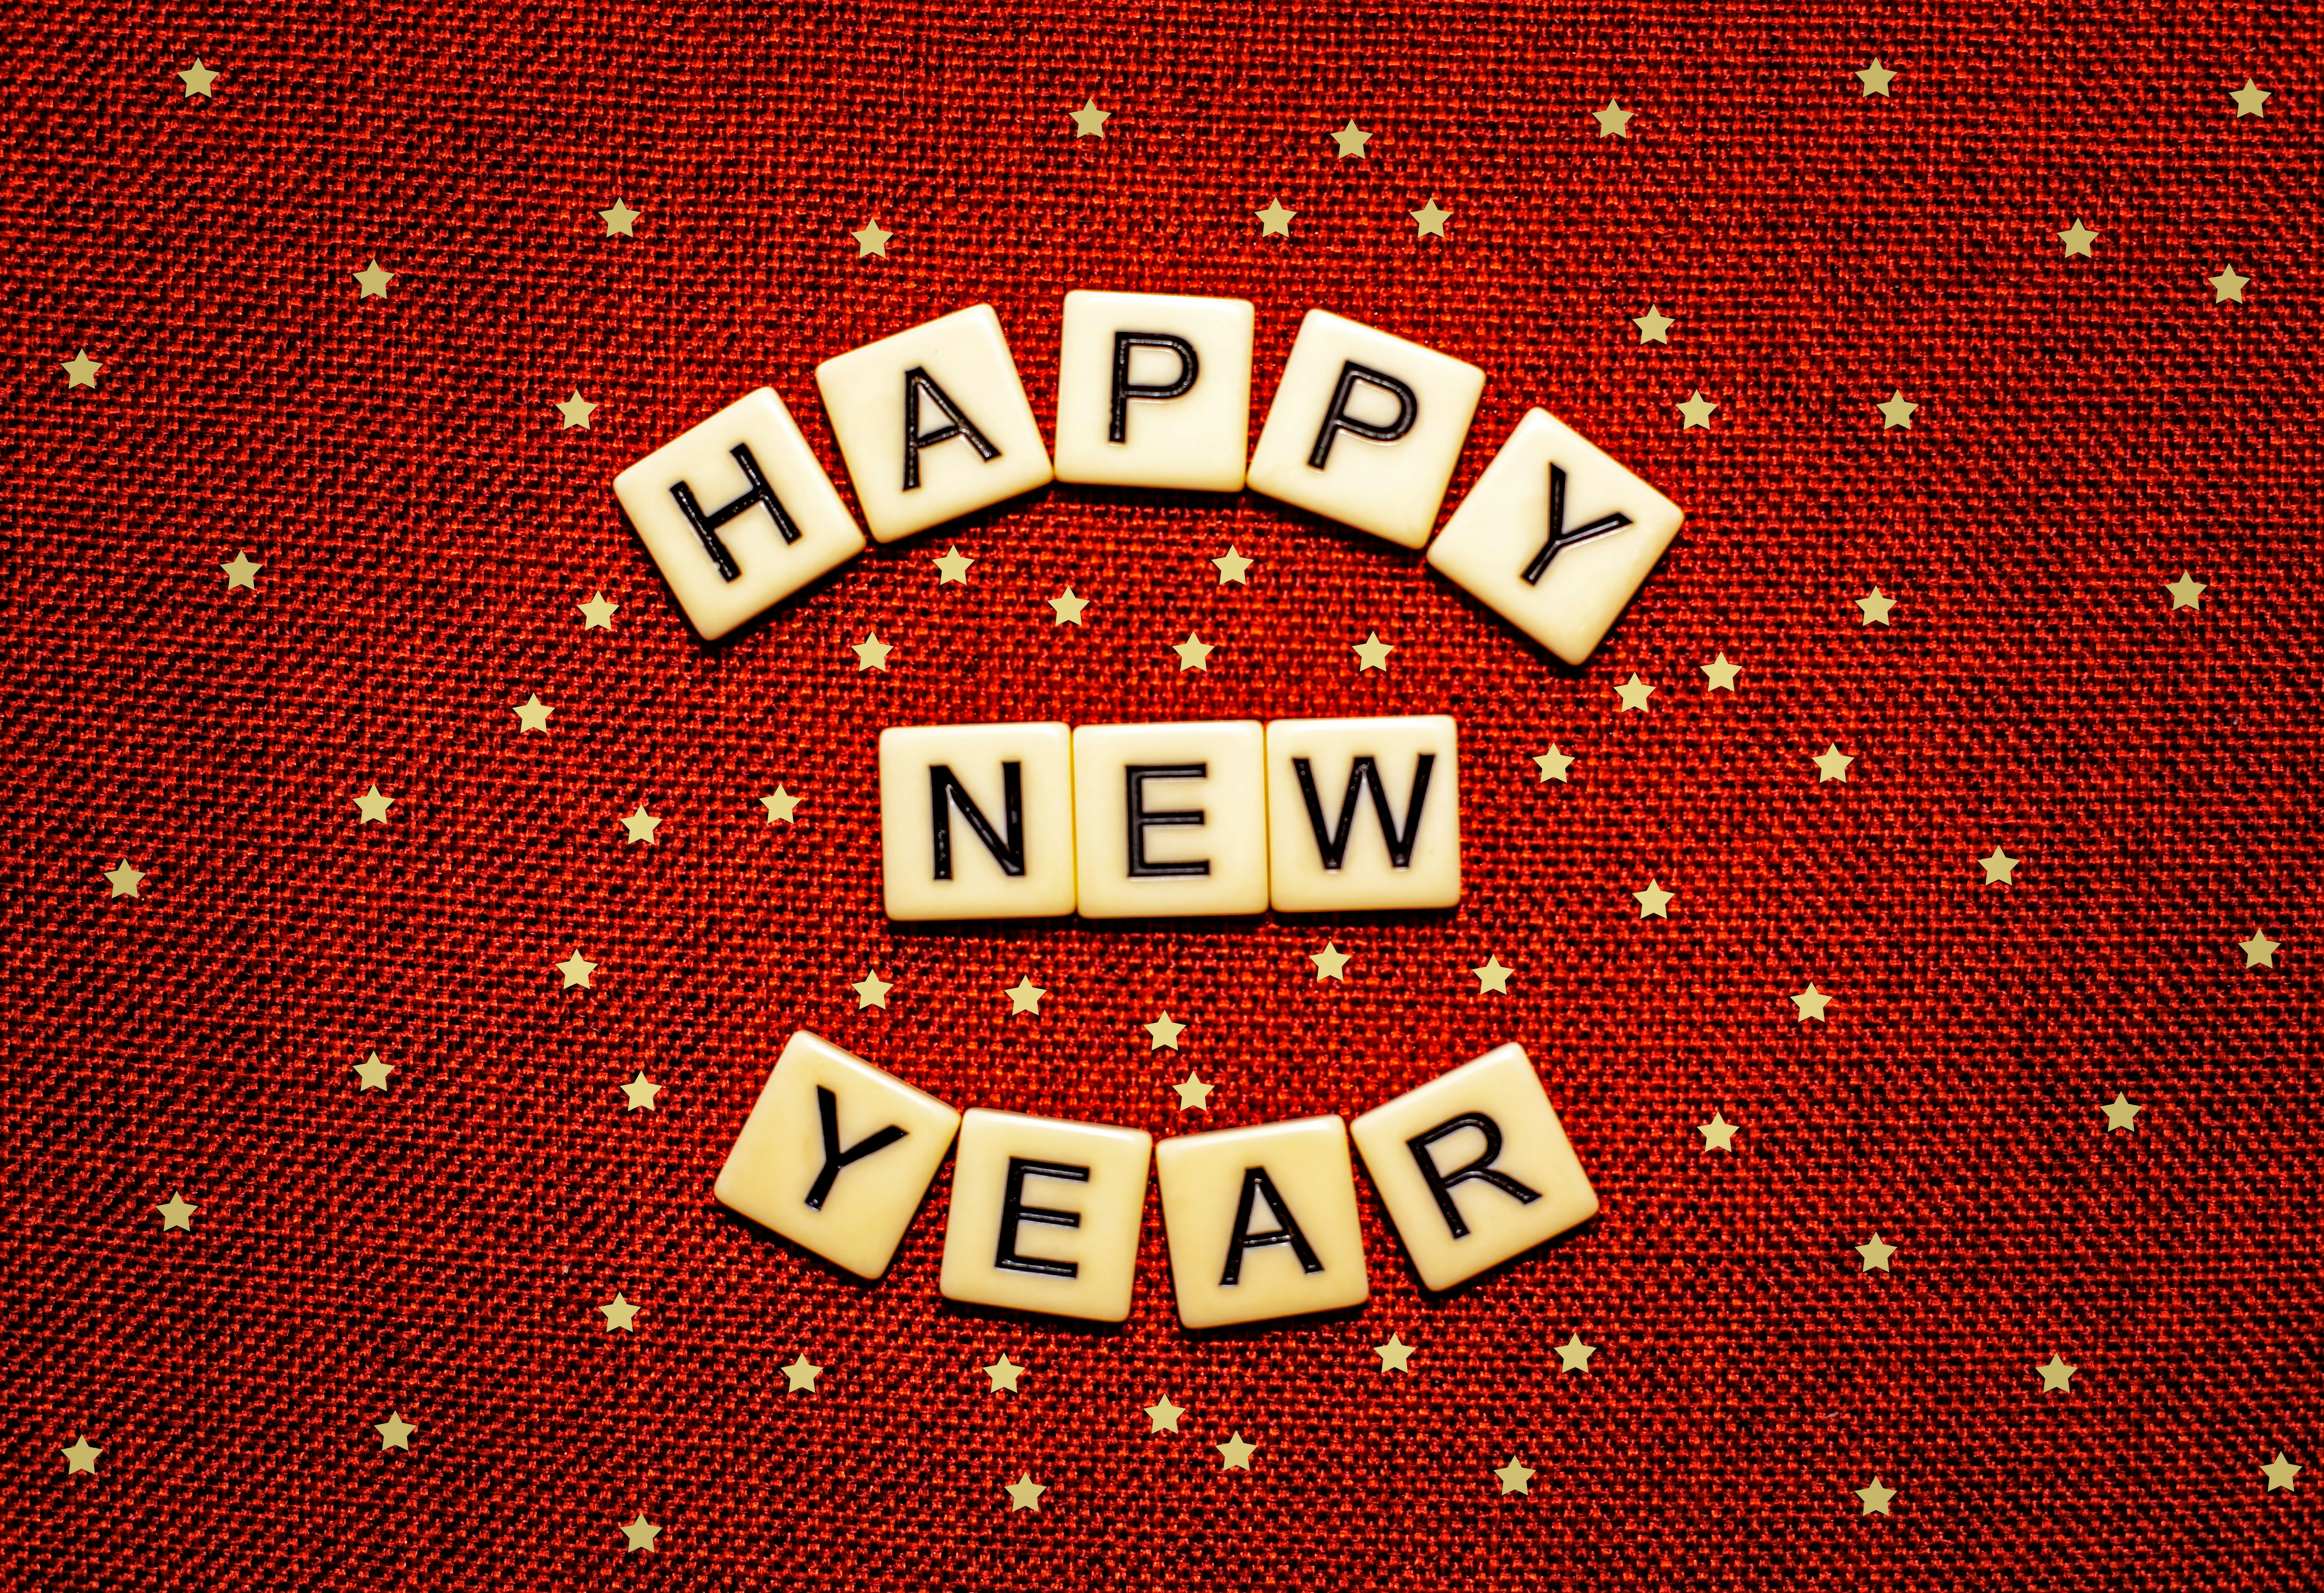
[621,805,661,845]
[1633,879,1674,918]
[2262,1451,2302,1492]
[621,1514,661,1552]
[2231,80,2272,118]
[1471,955,1514,994]
[985,1354,1026,1393]
[62,1436,102,1475]
[1172,631,1214,671]
[62,349,102,389]
[1004,976,1045,1015]
[1352,632,1395,671]
[556,951,598,990]
[1171,1070,1212,1111]
[1494,1457,1535,1494]
[221,551,262,590]
[1856,59,1897,96]
[1698,1111,1738,1151]
[373,1412,416,1451]
[1212,547,1253,584]
[1310,942,1351,981]
[1215,1433,1257,1470]
[851,969,894,1009]
[1070,96,1111,137]
[1877,390,1919,428]
[1857,589,1896,624]
[1979,846,2019,885]
[155,1191,198,1231]
[1700,652,1740,691]
[1374,1333,1415,1372]
[1144,1012,1186,1049]
[1855,1232,1896,1272]
[2036,1353,2077,1393]
[1676,390,1718,429]
[102,860,146,898]
[1410,197,1451,239]
[850,219,893,257]
[579,591,618,629]
[353,259,395,300]
[1633,305,1673,343]
[2208,265,2250,303]
[1006,1473,1047,1511]
[1614,674,1655,712]
[2164,572,2208,611]
[2058,219,2099,258]
[598,198,639,236]
[1555,1334,1595,1372]
[1047,588,1088,624]
[760,787,802,824]
[851,632,893,671]
[1255,197,1296,238]
[555,391,597,429]
[513,694,554,732]
[934,545,975,584]
[1331,119,1372,158]
[1792,983,1833,1022]
[176,59,219,97]
[2101,1092,2142,1132]
[1144,1394,1185,1431]
[600,1293,641,1331]
[1534,746,1574,783]
[1855,1476,1896,1515]
[783,1355,821,1392]
[1813,744,1854,782]
[1593,99,1633,137]
[2239,928,2280,969]
[353,1052,395,1091]
[354,785,395,824]
[621,1072,662,1112]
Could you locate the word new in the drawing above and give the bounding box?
[717,1030,1600,1326]
[612,294,1686,664]
[880,715,1458,921]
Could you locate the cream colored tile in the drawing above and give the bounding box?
[938,1109,1153,1323]
[1350,1042,1598,1292]
[1244,309,1485,549]
[610,387,866,641]
[878,722,1076,921]
[1155,1115,1369,1328]
[713,1030,960,1279]
[1071,721,1268,919]
[1053,290,1255,491]
[814,304,1054,543]
[1426,408,1685,665]
[1266,716,1460,913]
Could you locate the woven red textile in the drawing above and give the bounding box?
[5,1,2318,1587]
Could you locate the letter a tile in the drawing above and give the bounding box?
[939,1109,1153,1323]
[714,1030,961,1279]
[1053,290,1255,491]
[1265,716,1460,913]
[1426,408,1685,665]
[879,722,1076,921]
[611,388,866,641]
[1350,1043,1598,1292]
[815,304,1054,543]
[1155,1115,1368,1328]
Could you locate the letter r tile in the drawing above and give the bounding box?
[879,723,1077,921]
[1155,1115,1368,1328]
[939,1109,1153,1323]
[1350,1042,1598,1293]
[714,1030,961,1279]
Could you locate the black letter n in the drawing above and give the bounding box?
[929,763,1025,880]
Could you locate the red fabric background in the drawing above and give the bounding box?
[5,1,2317,1587]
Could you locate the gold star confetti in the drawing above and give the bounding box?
[1855,59,1897,96]
[2036,1353,2077,1393]
[621,1072,662,1111]
[1979,846,2019,885]
[1855,1477,1896,1515]
[62,348,102,388]
[783,1355,821,1393]
[177,59,219,97]
[1172,631,1214,670]
[1352,632,1395,671]
[985,1354,1026,1393]
[1792,983,1833,1021]
[1494,1457,1535,1494]
[157,1192,197,1232]
[373,1412,416,1450]
[555,391,597,429]
[1593,98,1633,137]
[934,545,975,584]
[1471,955,1513,994]
[600,1293,641,1331]
[343,785,392,826]
[221,551,262,590]
[2164,572,2208,610]
[1255,197,1296,238]
[1048,587,1089,624]
[62,1436,102,1475]
[1215,1433,1257,1470]
[102,860,146,898]
[1172,1070,1212,1111]
[1857,588,1896,624]
[1700,653,1740,690]
[598,198,639,236]
[1144,1394,1185,1431]
[2101,1092,2141,1132]
[1556,1334,1596,1372]
[1410,197,1450,239]
[2239,928,2280,969]
[1070,97,1111,137]
[579,591,618,629]
[353,1052,395,1091]
[1633,305,1673,343]
[760,786,802,824]
[353,259,395,299]
[621,1515,661,1552]
[1813,745,1855,782]
[1373,1333,1415,1372]
[621,806,661,845]
[513,694,554,732]
[1310,942,1351,981]
[1633,879,1674,918]
[851,969,894,1009]
[1676,390,1717,429]
[1212,547,1253,584]
[2263,1452,2302,1492]
[1855,1232,1897,1272]
[1144,1012,1186,1049]
[1614,674,1655,711]
[1877,390,1918,428]
[2058,219,2098,258]
[1533,745,1574,783]
[2231,80,2271,118]
[851,632,893,671]
[1004,976,1045,1015]
[2208,265,2250,303]
[1005,1474,1047,1511]
[1331,119,1372,157]
[850,219,893,257]
[556,951,598,989]
[1698,1111,1738,1151]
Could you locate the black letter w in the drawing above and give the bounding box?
[1291,755,1435,870]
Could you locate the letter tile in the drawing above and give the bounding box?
[1053,290,1256,492]
[938,1109,1153,1323]
[814,304,1054,543]
[1155,1115,1368,1328]
[878,722,1077,921]
[1349,1042,1598,1293]
[1266,715,1460,913]
[713,1030,961,1279]
[1425,408,1686,665]
[610,387,866,641]
[1070,720,1267,919]
[1244,309,1486,549]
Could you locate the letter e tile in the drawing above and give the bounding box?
[939,1109,1153,1323]
[879,722,1077,921]
[1155,1115,1368,1328]
[1071,721,1268,919]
